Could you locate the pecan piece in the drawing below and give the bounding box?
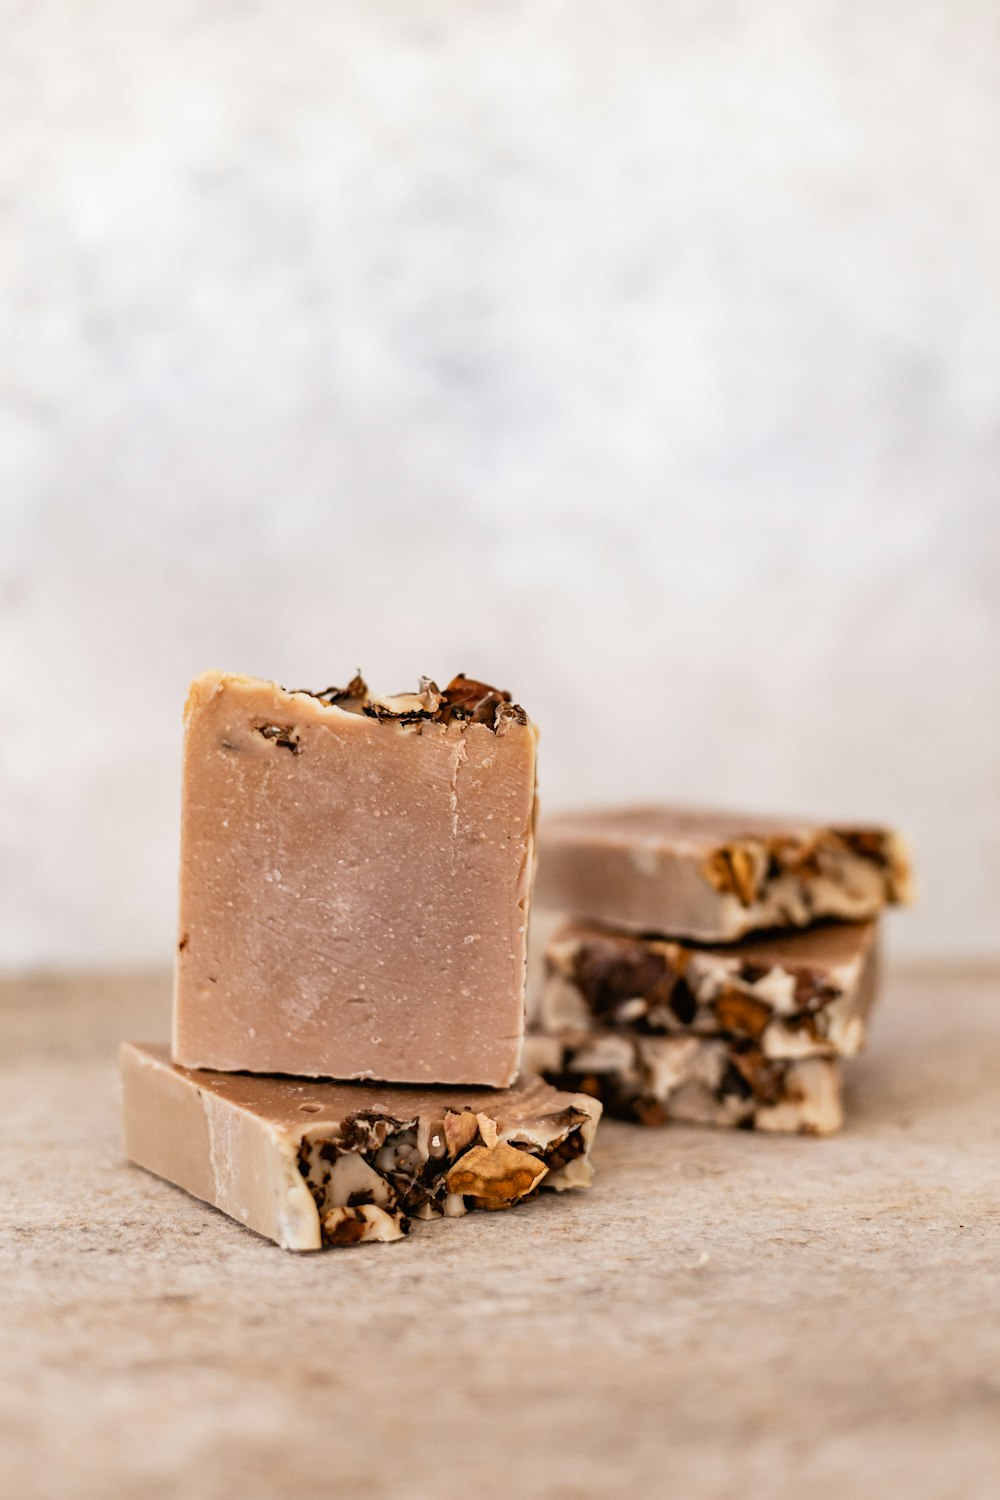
[445,1141,548,1209]
[700,843,764,905]
[713,988,773,1040]
[443,1109,481,1156]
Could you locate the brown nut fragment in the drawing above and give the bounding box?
[494,699,529,732]
[438,673,527,729]
[296,673,369,707]
[700,843,763,905]
[729,1048,785,1106]
[443,1109,481,1156]
[713,989,773,1040]
[439,673,509,724]
[321,1204,405,1246]
[254,722,301,754]
[445,1141,548,1210]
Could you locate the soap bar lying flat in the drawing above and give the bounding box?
[536,805,910,942]
[524,1030,842,1135]
[540,919,879,1060]
[173,671,537,1086]
[122,1043,601,1250]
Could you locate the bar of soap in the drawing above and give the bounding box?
[173,671,537,1086]
[536,805,911,942]
[524,1030,842,1135]
[540,919,878,1059]
[121,1043,601,1250]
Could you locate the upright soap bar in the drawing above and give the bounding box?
[536,806,911,942]
[173,671,537,1086]
[540,919,879,1059]
[122,1043,600,1250]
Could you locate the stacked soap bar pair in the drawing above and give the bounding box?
[123,672,601,1250]
[525,807,911,1134]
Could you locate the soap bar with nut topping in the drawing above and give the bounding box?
[524,1030,842,1135]
[536,806,911,942]
[122,1043,600,1250]
[540,919,879,1060]
[173,671,537,1086]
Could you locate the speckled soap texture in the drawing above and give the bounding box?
[172,671,537,1087]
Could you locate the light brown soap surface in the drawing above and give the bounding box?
[121,1042,600,1250]
[540,918,880,1059]
[536,805,911,941]
[173,672,537,1086]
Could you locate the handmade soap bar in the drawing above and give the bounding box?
[536,806,910,942]
[122,1043,600,1250]
[540,919,878,1059]
[524,1030,842,1135]
[173,671,537,1086]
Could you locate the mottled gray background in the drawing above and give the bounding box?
[2,1,998,967]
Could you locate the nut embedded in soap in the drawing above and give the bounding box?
[523,1029,843,1135]
[539,918,880,1059]
[172,670,538,1086]
[121,1043,601,1250]
[444,1140,549,1209]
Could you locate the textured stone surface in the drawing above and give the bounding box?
[2,964,998,1499]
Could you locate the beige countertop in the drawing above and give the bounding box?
[2,963,998,1500]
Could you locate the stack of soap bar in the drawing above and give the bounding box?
[527,806,910,1135]
[123,671,602,1249]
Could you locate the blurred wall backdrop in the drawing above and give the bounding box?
[2,1,999,968]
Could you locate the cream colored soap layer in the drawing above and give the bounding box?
[172,672,537,1086]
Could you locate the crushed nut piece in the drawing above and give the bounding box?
[445,1141,549,1209]
[701,843,765,904]
[254,722,301,754]
[287,671,526,735]
[322,1203,405,1245]
[713,989,773,1040]
[295,673,369,707]
[443,1110,481,1155]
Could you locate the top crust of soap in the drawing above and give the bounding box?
[188,671,528,735]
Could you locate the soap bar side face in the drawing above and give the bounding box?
[121,1041,321,1250]
[535,805,910,942]
[172,673,537,1086]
